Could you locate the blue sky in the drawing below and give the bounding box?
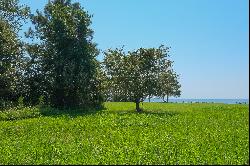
[20,0,249,99]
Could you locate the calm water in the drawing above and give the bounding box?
[144,98,249,104]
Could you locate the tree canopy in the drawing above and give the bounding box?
[102,45,181,112]
[1,0,181,111]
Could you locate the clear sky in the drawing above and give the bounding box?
[20,0,249,99]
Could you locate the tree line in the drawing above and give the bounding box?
[0,0,181,112]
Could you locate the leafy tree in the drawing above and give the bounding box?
[103,45,173,112]
[26,0,102,108]
[21,44,48,105]
[157,69,181,103]
[0,0,29,102]
[0,0,29,30]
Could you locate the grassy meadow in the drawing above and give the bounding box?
[0,102,249,165]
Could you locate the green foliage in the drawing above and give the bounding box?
[0,0,30,30]
[25,0,102,108]
[0,19,18,101]
[17,96,24,108]
[0,0,29,103]
[0,106,41,121]
[157,69,181,102]
[0,103,248,164]
[38,95,45,107]
[102,45,181,111]
[0,99,14,110]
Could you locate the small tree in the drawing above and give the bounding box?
[103,45,172,112]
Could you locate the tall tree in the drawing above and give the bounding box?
[26,0,102,108]
[0,0,29,102]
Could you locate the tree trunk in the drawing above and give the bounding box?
[166,94,169,103]
[148,96,151,102]
[135,99,141,112]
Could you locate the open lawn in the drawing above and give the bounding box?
[0,102,249,165]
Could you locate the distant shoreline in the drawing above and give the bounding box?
[144,98,249,104]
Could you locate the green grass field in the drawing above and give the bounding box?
[0,102,249,165]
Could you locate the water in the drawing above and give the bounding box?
[144,98,249,104]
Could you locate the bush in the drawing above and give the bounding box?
[17,96,24,108]
[0,99,14,110]
[38,95,45,107]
